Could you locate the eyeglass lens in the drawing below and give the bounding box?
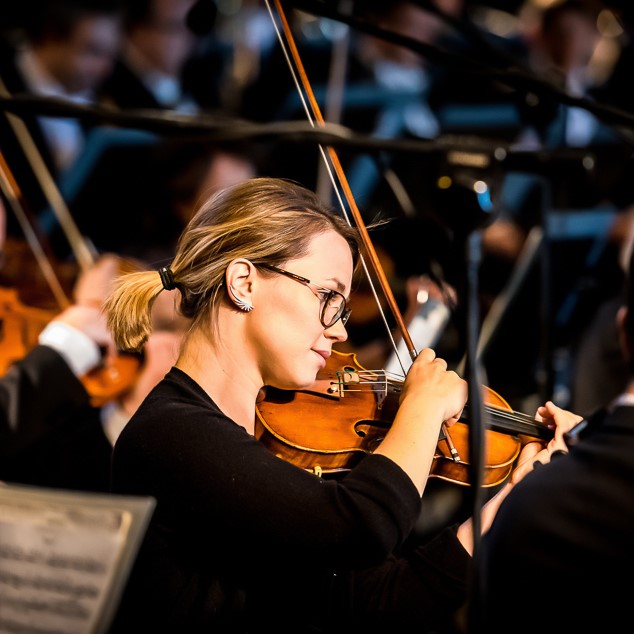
[322,293,347,327]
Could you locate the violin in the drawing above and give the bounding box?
[255,349,553,486]
[0,286,56,373]
[0,282,141,408]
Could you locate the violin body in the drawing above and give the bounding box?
[0,286,141,406]
[0,238,79,379]
[0,286,56,375]
[256,350,552,485]
[256,352,400,474]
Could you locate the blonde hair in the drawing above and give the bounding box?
[105,177,361,351]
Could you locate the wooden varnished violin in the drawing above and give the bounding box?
[0,286,56,373]
[0,272,141,408]
[256,350,553,486]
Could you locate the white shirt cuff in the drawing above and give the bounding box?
[38,321,102,377]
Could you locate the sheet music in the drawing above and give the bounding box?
[0,484,155,634]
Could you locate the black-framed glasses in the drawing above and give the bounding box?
[258,263,351,328]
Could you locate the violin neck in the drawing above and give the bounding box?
[462,405,554,441]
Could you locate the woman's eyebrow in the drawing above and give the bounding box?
[323,277,347,293]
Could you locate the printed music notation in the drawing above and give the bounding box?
[0,483,155,634]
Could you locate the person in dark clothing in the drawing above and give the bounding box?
[103,177,575,633]
[0,0,123,181]
[480,229,634,633]
[98,0,222,114]
[0,253,120,489]
[0,0,124,259]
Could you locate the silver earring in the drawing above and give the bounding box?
[229,285,254,312]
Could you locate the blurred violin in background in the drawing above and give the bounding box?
[0,245,142,408]
[0,285,57,373]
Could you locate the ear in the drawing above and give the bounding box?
[225,259,256,311]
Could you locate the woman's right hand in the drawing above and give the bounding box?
[399,347,467,426]
[376,348,468,494]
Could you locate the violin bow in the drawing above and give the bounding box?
[266,0,416,371]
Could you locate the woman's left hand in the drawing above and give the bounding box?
[534,400,583,458]
[462,402,584,549]
[510,401,583,483]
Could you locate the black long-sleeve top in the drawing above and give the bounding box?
[110,367,471,633]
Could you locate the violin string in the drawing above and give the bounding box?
[484,406,545,426]
[333,370,402,381]
[330,369,549,436]
[331,368,547,422]
[482,407,551,436]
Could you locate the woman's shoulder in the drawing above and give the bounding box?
[119,368,226,442]
[137,365,220,403]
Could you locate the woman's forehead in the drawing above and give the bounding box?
[287,232,353,285]
[294,231,352,262]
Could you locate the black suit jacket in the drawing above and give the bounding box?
[0,345,113,492]
[98,49,224,113]
[480,403,634,633]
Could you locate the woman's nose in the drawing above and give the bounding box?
[325,318,348,342]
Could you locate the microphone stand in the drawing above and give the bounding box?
[464,225,487,633]
[435,165,494,633]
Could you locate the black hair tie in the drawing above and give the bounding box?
[159,266,176,291]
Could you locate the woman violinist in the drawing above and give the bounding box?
[104,177,577,633]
